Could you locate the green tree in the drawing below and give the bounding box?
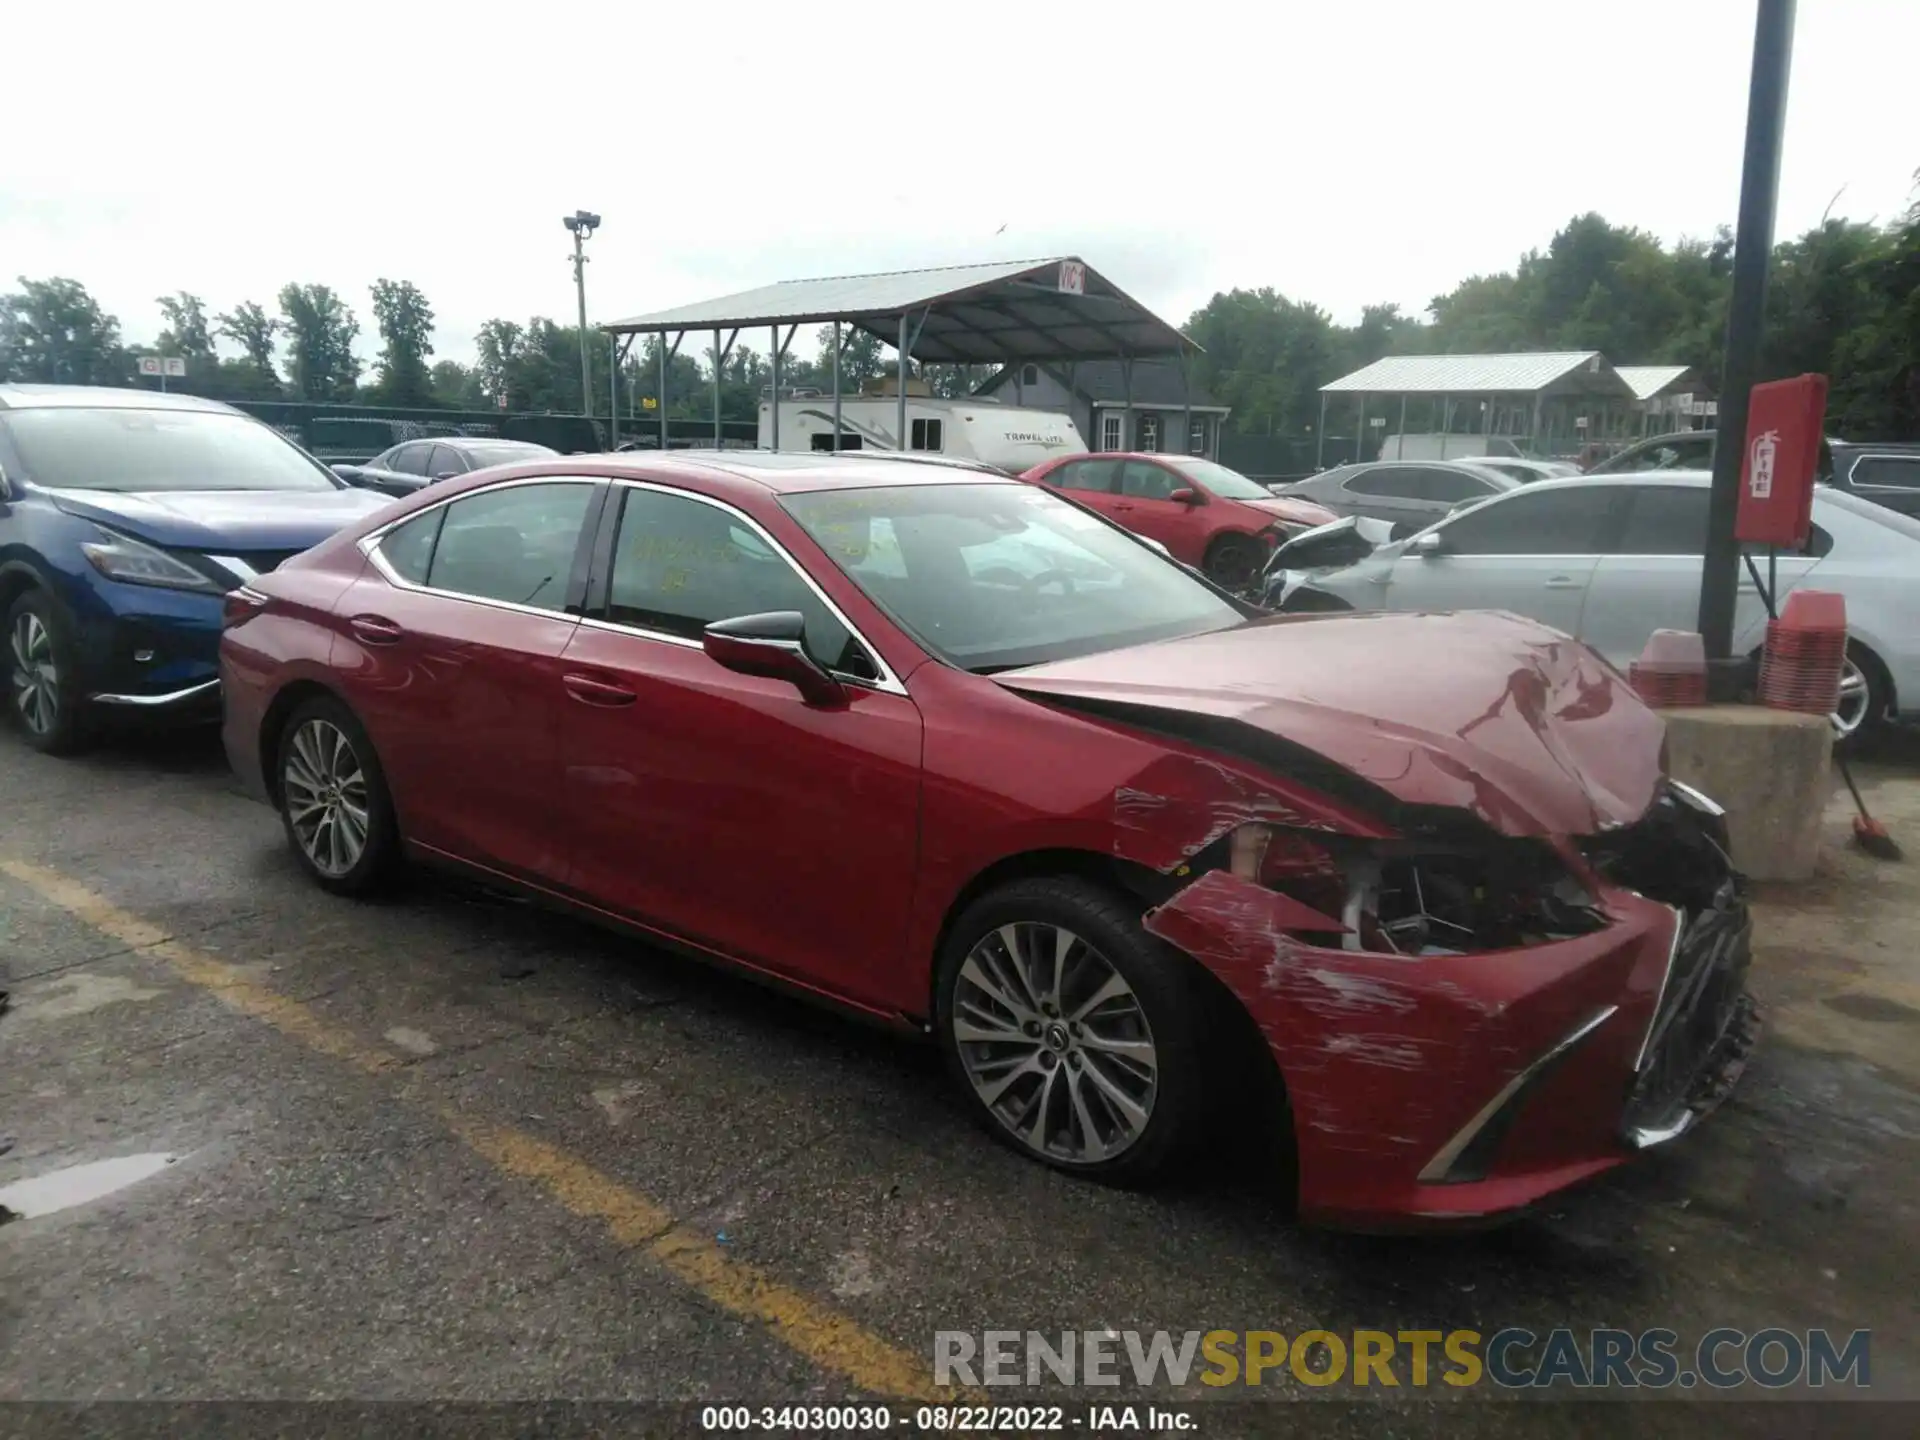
[430,359,485,409]
[367,279,436,406]
[0,277,126,385]
[216,301,283,395]
[155,293,217,365]
[1186,288,1345,435]
[277,283,361,402]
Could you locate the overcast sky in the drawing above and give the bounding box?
[6,1,1915,366]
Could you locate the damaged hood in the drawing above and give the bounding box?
[996,611,1664,838]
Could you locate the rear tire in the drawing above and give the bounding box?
[6,590,91,756]
[1203,533,1266,592]
[933,877,1208,1185]
[275,694,401,897]
[1834,641,1892,751]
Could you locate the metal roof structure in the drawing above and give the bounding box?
[601,257,1195,364]
[1615,364,1705,401]
[1320,351,1633,398]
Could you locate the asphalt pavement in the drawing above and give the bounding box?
[2,725,1917,1437]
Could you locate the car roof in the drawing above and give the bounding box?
[468,449,1023,501]
[0,384,240,415]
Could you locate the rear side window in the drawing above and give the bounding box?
[422,482,596,612]
[1617,485,1709,554]
[378,508,445,584]
[427,445,468,478]
[1051,460,1118,494]
[1438,486,1622,555]
[1852,455,1920,490]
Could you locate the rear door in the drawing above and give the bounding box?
[333,477,605,883]
[1039,458,1125,525]
[1579,482,1824,668]
[1379,483,1625,637]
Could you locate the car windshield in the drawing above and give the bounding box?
[5,407,337,492]
[1168,457,1273,501]
[781,482,1245,673]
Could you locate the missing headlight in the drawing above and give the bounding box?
[1207,824,1609,955]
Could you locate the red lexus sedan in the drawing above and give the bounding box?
[1019,453,1336,590]
[220,451,1756,1229]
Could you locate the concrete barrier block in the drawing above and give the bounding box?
[1656,705,1832,881]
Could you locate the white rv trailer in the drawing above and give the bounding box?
[756,393,1087,473]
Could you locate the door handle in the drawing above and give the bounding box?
[563,673,637,707]
[1544,576,1583,590]
[348,614,404,645]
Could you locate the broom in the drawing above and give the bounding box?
[1830,714,1902,861]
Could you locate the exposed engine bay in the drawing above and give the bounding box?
[1190,822,1610,955]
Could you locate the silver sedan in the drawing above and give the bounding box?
[1267,470,1920,740]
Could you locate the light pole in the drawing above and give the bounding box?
[563,210,601,418]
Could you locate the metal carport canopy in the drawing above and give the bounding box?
[600,257,1197,364]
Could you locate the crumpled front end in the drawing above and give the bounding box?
[1141,778,1758,1229]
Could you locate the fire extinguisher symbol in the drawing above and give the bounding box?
[1750,428,1779,499]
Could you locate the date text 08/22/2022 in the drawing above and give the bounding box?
[700,1406,1191,1433]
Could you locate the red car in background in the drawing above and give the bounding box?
[1019,452,1337,590]
[221,451,1755,1230]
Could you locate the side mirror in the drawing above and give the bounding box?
[1411,531,1447,557]
[702,611,847,708]
[330,463,363,483]
[1167,487,1202,506]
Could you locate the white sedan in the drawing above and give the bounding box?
[1266,470,1920,739]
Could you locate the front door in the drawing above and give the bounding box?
[333,478,603,882]
[1109,459,1213,565]
[556,482,924,1010]
[1381,483,1626,638]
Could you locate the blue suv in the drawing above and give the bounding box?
[0,386,396,754]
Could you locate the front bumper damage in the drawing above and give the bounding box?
[1142,779,1759,1230]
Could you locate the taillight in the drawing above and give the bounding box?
[223,586,269,628]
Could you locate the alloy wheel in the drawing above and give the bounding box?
[283,719,371,878]
[1832,658,1872,739]
[10,612,59,736]
[951,922,1158,1163]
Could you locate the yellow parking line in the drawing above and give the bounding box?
[0,857,946,1403]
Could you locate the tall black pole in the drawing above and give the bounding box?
[1699,0,1796,691]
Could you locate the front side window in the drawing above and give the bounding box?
[387,444,431,476]
[1419,468,1497,503]
[604,487,868,677]
[782,482,1243,673]
[4,407,337,492]
[1118,461,1179,500]
[1436,485,1622,556]
[425,481,595,611]
[1345,467,1425,499]
[427,445,469,478]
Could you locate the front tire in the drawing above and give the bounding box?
[934,877,1208,1184]
[1203,534,1265,592]
[6,590,90,756]
[276,695,400,896]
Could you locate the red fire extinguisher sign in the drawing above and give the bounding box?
[1734,373,1827,548]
